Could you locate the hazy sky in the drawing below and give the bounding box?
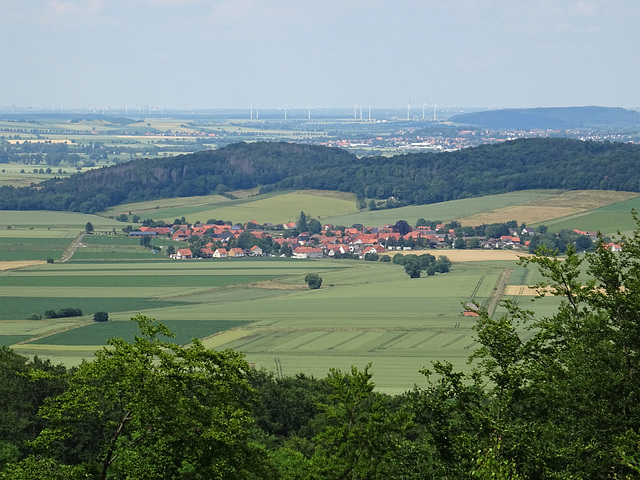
[1,0,639,110]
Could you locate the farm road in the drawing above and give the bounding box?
[486,268,513,316]
[61,233,84,263]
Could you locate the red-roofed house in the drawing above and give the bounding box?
[293,246,324,259]
[213,248,228,258]
[174,248,193,259]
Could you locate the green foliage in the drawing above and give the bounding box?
[43,308,82,319]
[6,138,640,213]
[31,314,270,479]
[84,222,93,233]
[379,254,391,262]
[304,273,322,289]
[404,258,421,278]
[92,311,108,322]
[311,365,412,479]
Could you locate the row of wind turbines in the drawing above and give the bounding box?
[248,103,438,121]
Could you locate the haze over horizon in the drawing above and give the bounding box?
[1,0,639,111]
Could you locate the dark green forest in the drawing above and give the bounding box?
[4,227,640,479]
[2,138,640,213]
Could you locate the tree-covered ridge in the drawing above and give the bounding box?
[449,105,640,130]
[2,138,640,212]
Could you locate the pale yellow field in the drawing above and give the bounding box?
[391,249,531,262]
[459,190,640,226]
[0,260,46,271]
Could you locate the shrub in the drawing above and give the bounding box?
[93,311,109,322]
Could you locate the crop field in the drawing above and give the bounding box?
[460,190,640,229]
[103,194,229,217]
[536,196,640,234]
[106,190,359,224]
[0,211,124,229]
[29,320,249,346]
[324,190,562,227]
[0,237,72,261]
[2,245,527,392]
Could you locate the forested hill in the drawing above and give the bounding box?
[2,138,640,213]
[449,106,640,130]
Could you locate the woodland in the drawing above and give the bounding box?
[1,138,640,213]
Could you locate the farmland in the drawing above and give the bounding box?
[4,256,509,392]
[106,190,360,225]
[1,190,637,392]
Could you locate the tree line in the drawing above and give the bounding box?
[4,224,640,478]
[2,138,640,213]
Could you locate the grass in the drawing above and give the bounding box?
[0,237,71,261]
[106,190,359,224]
[324,190,561,227]
[30,320,249,346]
[0,211,124,229]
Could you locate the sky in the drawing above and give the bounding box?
[1,0,639,111]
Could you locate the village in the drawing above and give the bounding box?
[124,216,614,260]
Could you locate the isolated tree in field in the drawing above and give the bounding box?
[84,222,93,233]
[305,273,322,289]
[93,312,108,322]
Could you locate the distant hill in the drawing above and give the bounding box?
[2,139,640,213]
[449,106,640,130]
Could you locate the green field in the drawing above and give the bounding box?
[3,192,639,392]
[106,190,359,224]
[538,196,640,234]
[0,237,71,261]
[324,190,561,226]
[0,211,124,229]
[4,253,512,393]
[29,320,248,346]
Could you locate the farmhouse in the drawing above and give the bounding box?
[293,246,324,259]
[213,248,228,258]
[173,248,193,259]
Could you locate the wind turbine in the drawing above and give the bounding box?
[256,104,259,120]
[284,104,289,120]
[407,102,411,121]
[433,104,437,122]
[422,103,427,121]
[354,102,358,120]
[359,104,363,120]
[368,106,371,121]
[307,103,312,120]
[250,105,253,120]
